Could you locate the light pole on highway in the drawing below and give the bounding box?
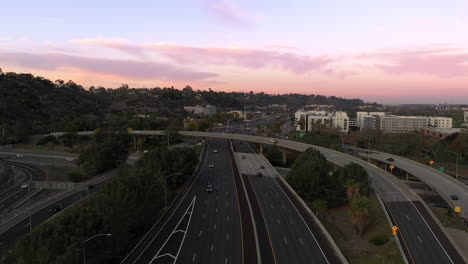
[163,172,182,209]
[443,150,459,180]
[83,233,112,264]
[357,135,371,163]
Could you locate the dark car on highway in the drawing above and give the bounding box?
[50,205,62,214]
[450,195,459,200]
[387,158,394,162]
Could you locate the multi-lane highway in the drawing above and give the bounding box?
[122,139,245,264]
[45,129,467,263]
[233,139,341,264]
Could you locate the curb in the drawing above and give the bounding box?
[376,195,409,264]
[275,171,349,264]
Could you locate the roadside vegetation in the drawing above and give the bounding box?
[4,145,198,264]
[287,148,403,263]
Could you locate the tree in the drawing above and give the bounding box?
[310,199,328,219]
[349,195,371,235]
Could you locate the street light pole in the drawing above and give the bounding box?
[83,233,112,264]
[444,150,459,180]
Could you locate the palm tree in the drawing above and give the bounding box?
[350,195,371,235]
[344,179,360,200]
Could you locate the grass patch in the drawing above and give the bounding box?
[431,206,466,230]
[321,195,404,264]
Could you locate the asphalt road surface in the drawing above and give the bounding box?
[123,139,244,264]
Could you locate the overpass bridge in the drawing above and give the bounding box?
[43,130,466,263]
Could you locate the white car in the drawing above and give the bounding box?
[16,154,24,158]
[209,163,215,168]
[21,183,28,189]
[213,149,218,153]
[66,157,76,162]
[206,184,213,192]
[269,139,278,144]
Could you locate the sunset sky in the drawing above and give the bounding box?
[1,0,468,104]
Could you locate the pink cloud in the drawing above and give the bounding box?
[371,46,468,77]
[147,44,331,74]
[0,51,217,81]
[70,37,146,57]
[202,0,263,25]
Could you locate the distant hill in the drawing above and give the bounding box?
[0,71,379,142]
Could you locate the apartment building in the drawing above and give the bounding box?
[356,111,387,129]
[465,111,468,123]
[429,117,452,128]
[378,116,429,133]
[295,110,349,133]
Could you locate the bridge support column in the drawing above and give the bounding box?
[259,144,264,152]
[282,150,287,166]
[405,172,409,181]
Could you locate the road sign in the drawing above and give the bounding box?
[439,167,445,172]
[392,230,397,236]
[37,145,43,149]
[299,133,305,137]
[28,181,85,190]
[389,165,395,170]
[455,206,461,213]
[392,225,398,231]
[429,160,434,165]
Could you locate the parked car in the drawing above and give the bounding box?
[450,195,459,200]
[387,158,394,162]
[206,184,213,192]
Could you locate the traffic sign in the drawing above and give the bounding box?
[455,206,461,213]
[392,225,398,231]
[439,167,445,172]
[392,230,397,236]
[28,181,85,190]
[299,133,305,137]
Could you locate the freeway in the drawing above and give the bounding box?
[44,130,466,263]
[348,147,468,218]
[233,141,340,264]
[122,139,246,264]
[0,169,116,250]
[0,161,45,213]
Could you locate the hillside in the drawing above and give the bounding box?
[0,71,379,142]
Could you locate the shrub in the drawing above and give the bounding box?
[369,234,389,246]
[67,170,84,182]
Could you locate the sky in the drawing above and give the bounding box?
[1,0,468,104]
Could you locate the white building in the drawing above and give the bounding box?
[464,111,468,123]
[356,112,387,129]
[378,116,429,133]
[184,105,217,116]
[429,117,452,128]
[295,110,349,133]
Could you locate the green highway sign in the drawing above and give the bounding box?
[299,133,305,137]
[439,167,445,172]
